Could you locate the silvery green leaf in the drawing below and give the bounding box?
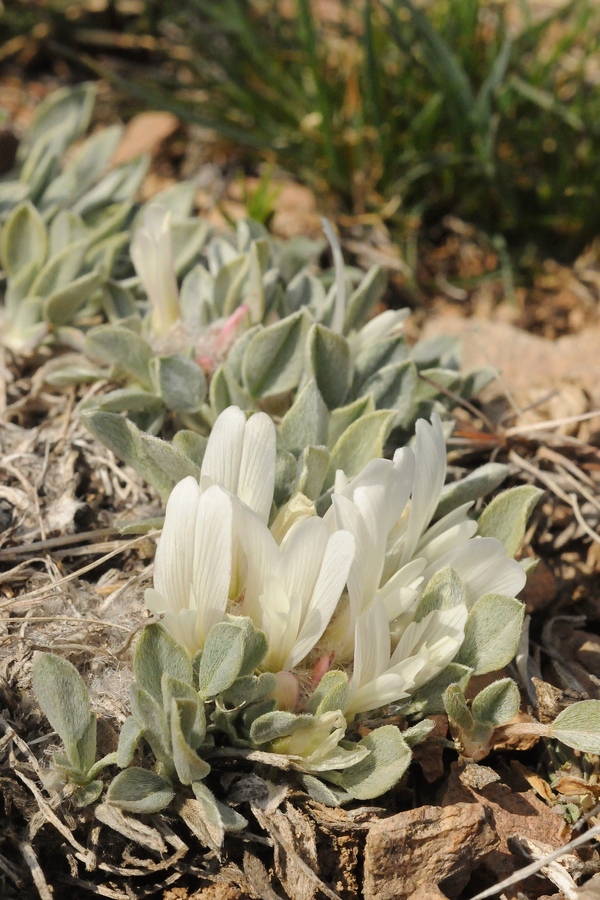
[551,700,600,754]
[414,567,466,623]
[0,202,47,276]
[0,181,30,215]
[41,125,123,209]
[172,431,207,468]
[237,618,269,676]
[278,235,324,283]
[170,699,211,784]
[324,409,396,490]
[43,270,102,326]
[344,265,386,333]
[3,260,39,317]
[82,411,198,499]
[86,232,129,276]
[457,366,496,399]
[30,239,88,298]
[129,684,171,766]
[456,594,525,675]
[151,354,206,413]
[307,671,348,717]
[237,217,268,251]
[278,379,328,456]
[162,674,206,748]
[107,768,173,813]
[221,326,262,383]
[101,281,137,321]
[86,324,153,387]
[402,719,435,748]
[240,698,278,733]
[209,365,253,416]
[405,663,472,717]
[435,463,509,521]
[305,323,350,410]
[295,445,331,501]
[179,264,215,328]
[358,360,418,423]
[134,624,194,703]
[298,774,352,807]
[242,309,312,398]
[73,780,104,808]
[146,180,197,219]
[410,334,460,369]
[76,716,98,778]
[340,726,411,800]
[327,395,375,448]
[44,364,105,387]
[471,678,520,727]
[116,717,144,768]
[285,270,326,315]
[477,486,543,557]
[75,156,149,218]
[48,210,88,256]
[19,83,96,162]
[191,781,247,853]
[20,138,60,200]
[213,254,247,316]
[85,201,132,249]
[197,621,246,699]
[274,448,298,507]
[172,219,210,275]
[83,387,164,416]
[32,653,94,773]
[220,672,277,708]
[443,684,474,733]
[249,711,309,745]
[351,336,409,394]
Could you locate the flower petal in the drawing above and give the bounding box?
[200,406,246,494]
[192,484,233,641]
[154,476,202,613]
[423,536,526,605]
[400,414,446,565]
[237,411,277,522]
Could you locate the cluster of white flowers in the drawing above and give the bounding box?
[146,406,525,720]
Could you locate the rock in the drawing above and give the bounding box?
[363,801,498,900]
[112,111,179,166]
[519,560,558,614]
[577,874,600,898]
[408,885,449,899]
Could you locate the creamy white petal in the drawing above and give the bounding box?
[391,604,467,669]
[400,414,446,565]
[160,609,201,657]
[286,529,355,669]
[234,498,280,622]
[347,670,415,717]
[193,485,233,640]
[144,587,170,615]
[154,476,202,613]
[281,517,328,609]
[200,406,246,495]
[237,411,276,522]
[423,537,526,605]
[416,502,475,554]
[352,597,390,692]
[418,520,478,565]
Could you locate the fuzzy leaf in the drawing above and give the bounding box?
[43,270,102,326]
[471,678,520,727]
[340,726,411,800]
[249,711,308,745]
[73,780,104,807]
[327,395,375,448]
[1,202,47,276]
[298,774,352,807]
[477,486,543,557]
[86,325,153,387]
[344,266,387,333]
[405,663,473,717]
[134,624,194,703]
[191,781,247,852]
[172,431,208,468]
[402,719,435,748]
[196,621,246,699]
[107,768,173,813]
[414,567,467,623]
[170,699,211,784]
[32,653,94,773]
[295,445,331,501]
[129,684,171,766]
[456,594,525,675]
[242,309,311,398]
[278,379,328,456]
[116,717,144,768]
[443,684,474,732]
[152,354,206,413]
[436,463,509,521]
[550,701,600,754]
[324,409,395,489]
[306,323,350,409]
[307,671,349,717]
[358,360,419,424]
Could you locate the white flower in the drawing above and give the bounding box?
[200,406,276,523]
[346,595,467,718]
[234,500,355,672]
[131,204,180,337]
[144,479,233,656]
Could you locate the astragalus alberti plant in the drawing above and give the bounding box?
[33,405,600,838]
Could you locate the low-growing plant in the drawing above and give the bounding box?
[32,404,600,836]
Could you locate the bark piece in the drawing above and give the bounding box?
[363,801,497,900]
